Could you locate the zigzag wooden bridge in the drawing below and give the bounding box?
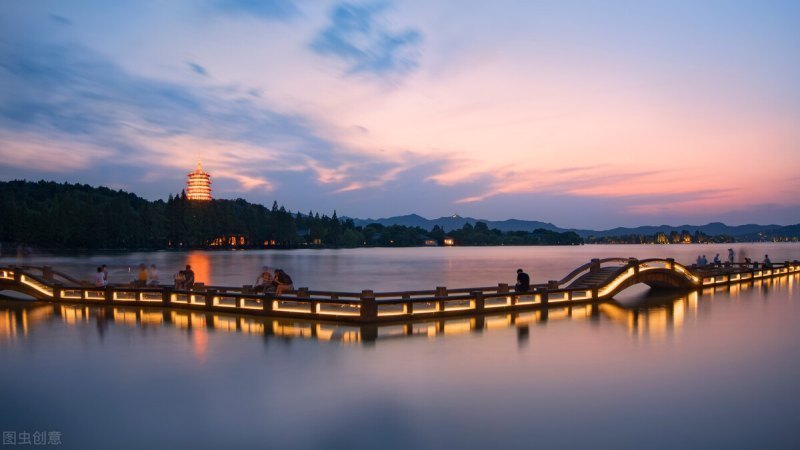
[1,258,798,324]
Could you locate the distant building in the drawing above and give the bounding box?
[187,161,212,201]
[443,238,455,246]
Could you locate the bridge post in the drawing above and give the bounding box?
[360,290,377,322]
[666,258,675,270]
[53,283,62,302]
[537,287,549,306]
[436,286,447,312]
[590,258,600,273]
[629,258,639,275]
[471,291,484,312]
[105,287,113,303]
[205,289,217,310]
[547,280,558,290]
[263,292,274,314]
[298,288,315,314]
[497,283,509,293]
[162,287,172,306]
[403,294,413,314]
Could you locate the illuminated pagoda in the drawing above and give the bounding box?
[186,161,212,201]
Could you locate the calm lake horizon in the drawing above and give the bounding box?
[2,243,799,449]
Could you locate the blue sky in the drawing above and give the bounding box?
[0,0,798,228]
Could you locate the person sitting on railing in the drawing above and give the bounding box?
[148,264,159,286]
[515,268,530,293]
[713,254,721,266]
[93,267,106,287]
[135,264,148,287]
[184,265,195,289]
[272,269,294,295]
[174,270,186,290]
[254,266,273,293]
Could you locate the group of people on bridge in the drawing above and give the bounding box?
[92,263,294,294]
[696,249,773,269]
[253,266,294,295]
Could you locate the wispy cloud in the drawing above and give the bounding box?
[311,2,422,76]
[187,61,209,76]
[0,39,428,196]
[48,14,72,26]
[214,0,300,21]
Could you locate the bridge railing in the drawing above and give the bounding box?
[3,261,800,323]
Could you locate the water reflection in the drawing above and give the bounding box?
[2,274,795,347]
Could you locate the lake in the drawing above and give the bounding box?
[1,243,799,449]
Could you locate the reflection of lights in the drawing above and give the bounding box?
[192,327,208,363]
[272,322,311,337]
[141,311,163,325]
[443,319,472,335]
[673,298,685,329]
[113,309,138,325]
[213,315,237,332]
[486,315,511,330]
[186,252,211,285]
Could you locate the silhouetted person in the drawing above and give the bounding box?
[184,265,195,289]
[728,248,735,264]
[713,254,721,266]
[254,266,273,293]
[272,269,294,295]
[148,264,159,286]
[93,266,106,287]
[763,255,772,269]
[515,268,530,293]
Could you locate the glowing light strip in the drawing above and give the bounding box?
[0,270,13,280]
[485,297,511,308]
[213,296,237,308]
[19,275,53,297]
[84,291,105,300]
[597,268,635,297]
[113,292,137,301]
[317,311,361,316]
[170,294,188,304]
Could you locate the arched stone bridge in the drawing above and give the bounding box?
[2,258,798,323]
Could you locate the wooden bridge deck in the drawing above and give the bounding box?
[1,258,798,324]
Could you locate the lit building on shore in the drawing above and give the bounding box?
[186,161,212,201]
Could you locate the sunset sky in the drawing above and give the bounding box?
[1,0,798,228]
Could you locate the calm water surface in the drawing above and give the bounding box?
[1,244,799,449]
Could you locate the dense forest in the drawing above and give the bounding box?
[0,180,583,250]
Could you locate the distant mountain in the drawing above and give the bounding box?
[350,214,562,233]
[737,224,800,241]
[576,222,784,239]
[349,215,789,239]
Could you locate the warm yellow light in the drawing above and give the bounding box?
[186,161,212,201]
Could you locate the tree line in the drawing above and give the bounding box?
[0,180,583,250]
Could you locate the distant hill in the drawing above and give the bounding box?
[737,224,800,241]
[349,215,789,239]
[350,214,562,233]
[576,222,784,239]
